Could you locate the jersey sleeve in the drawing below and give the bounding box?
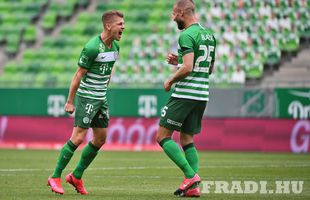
[178,33,194,55]
[77,46,97,70]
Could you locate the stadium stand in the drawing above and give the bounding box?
[0,0,309,88]
[261,48,310,87]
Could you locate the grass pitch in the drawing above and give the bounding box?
[0,149,309,199]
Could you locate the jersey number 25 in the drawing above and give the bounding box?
[194,45,214,73]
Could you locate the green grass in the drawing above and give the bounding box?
[0,149,309,199]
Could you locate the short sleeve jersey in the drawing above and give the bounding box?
[173,23,216,102]
[77,35,119,100]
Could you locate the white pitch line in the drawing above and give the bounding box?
[90,186,172,193]
[0,163,309,172]
[1,173,310,182]
[93,175,162,179]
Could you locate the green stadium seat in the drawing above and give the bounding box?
[3,62,19,74]
[23,25,37,43]
[41,11,57,30]
[33,73,49,88]
[5,36,20,55]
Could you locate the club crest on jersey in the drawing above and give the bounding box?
[83,117,90,124]
[79,55,89,65]
[99,43,105,52]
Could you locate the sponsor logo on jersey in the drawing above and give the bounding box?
[167,119,182,127]
[85,103,94,114]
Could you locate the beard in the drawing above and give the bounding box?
[175,18,185,30]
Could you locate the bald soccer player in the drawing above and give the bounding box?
[156,0,216,197]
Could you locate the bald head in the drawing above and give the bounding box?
[172,0,196,30]
[175,0,195,15]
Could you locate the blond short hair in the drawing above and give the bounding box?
[101,10,124,26]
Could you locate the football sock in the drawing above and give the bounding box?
[73,142,99,179]
[159,138,195,178]
[183,143,199,174]
[51,140,77,178]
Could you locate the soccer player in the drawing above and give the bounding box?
[47,10,125,195]
[156,0,216,197]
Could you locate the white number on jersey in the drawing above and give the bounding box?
[194,45,215,73]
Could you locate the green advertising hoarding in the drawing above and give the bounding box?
[2,88,309,118]
[275,88,310,119]
[0,88,171,117]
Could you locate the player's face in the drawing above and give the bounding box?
[171,5,185,30]
[110,17,125,41]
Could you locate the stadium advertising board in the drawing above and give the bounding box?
[275,88,310,119]
[4,88,309,118]
[0,116,309,153]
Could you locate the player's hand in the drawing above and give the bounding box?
[164,79,172,92]
[64,102,75,114]
[166,53,178,65]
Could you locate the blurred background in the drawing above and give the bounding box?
[0,0,309,153]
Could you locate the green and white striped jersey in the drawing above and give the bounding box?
[77,35,119,100]
[172,23,216,102]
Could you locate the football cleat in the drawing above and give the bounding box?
[185,186,201,197]
[179,174,201,190]
[47,177,64,195]
[65,173,88,195]
[174,188,186,197]
[174,174,201,197]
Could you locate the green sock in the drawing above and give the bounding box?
[51,140,77,178]
[73,142,99,179]
[160,138,195,178]
[183,143,199,173]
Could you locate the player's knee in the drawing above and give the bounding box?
[180,139,191,147]
[156,126,173,144]
[71,135,85,146]
[155,132,168,144]
[180,134,193,147]
[92,133,106,147]
[95,137,106,146]
[155,134,163,144]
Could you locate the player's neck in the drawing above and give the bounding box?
[184,16,198,29]
[100,32,113,48]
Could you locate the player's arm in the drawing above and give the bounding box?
[164,52,194,91]
[65,66,88,114]
[65,44,95,113]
